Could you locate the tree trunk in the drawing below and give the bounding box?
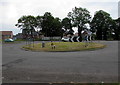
[96,29,102,40]
[114,33,119,40]
[103,28,107,40]
[78,25,82,42]
[103,32,107,40]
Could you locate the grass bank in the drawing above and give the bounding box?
[23,42,106,52]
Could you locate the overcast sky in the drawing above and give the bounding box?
[0,0,119,35]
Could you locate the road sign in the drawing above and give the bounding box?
[69,36,82,42]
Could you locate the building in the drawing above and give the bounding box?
[0,31,13,40]
[15,33,23,39]
[14,32,44,40]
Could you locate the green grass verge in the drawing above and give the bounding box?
[14,39,26,41]
[23,42,106,52]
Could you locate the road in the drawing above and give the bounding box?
[2,41,118,83]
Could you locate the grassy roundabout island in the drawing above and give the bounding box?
[23,42,106,52]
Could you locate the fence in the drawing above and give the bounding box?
[42,37,61,41]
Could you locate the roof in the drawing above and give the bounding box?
[0,31,13,35]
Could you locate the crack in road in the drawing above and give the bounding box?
[2,58,26,69]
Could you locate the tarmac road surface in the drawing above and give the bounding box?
[2,41,118,83]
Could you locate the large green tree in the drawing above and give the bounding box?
[113,18,120,40]
[41,12,62,37]
[52,17,62,36]
[90,10,113,40]
[62,17,74,35]
[36,15,44,38]
[41,12,54,36]
[15,15,36,39]
[68,7,91,41]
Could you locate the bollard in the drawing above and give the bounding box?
[42,41,45,48]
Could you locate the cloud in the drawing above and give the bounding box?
[118,1,120,17]
[79,2,118,19]
[0,0,119,34]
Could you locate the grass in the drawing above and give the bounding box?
[23,42,106,52]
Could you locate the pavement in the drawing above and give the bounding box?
[2,41,118,83]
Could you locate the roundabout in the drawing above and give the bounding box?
[22,42,106,52]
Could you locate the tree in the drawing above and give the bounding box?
[52,17,62,37]
[15,15,36,38]
[36,15,44,38]
[90,10,113,40]
[41,12,62,37]
[15,15,36,46]
[41,12,55,37]
[68,7,91,41]
[113,18,120,40]
[62,17,74,36]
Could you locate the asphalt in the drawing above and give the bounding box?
[2,41,118,83]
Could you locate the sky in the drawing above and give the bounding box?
[0,0,119,35]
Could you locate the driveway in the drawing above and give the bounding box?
[2,41,118,83]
